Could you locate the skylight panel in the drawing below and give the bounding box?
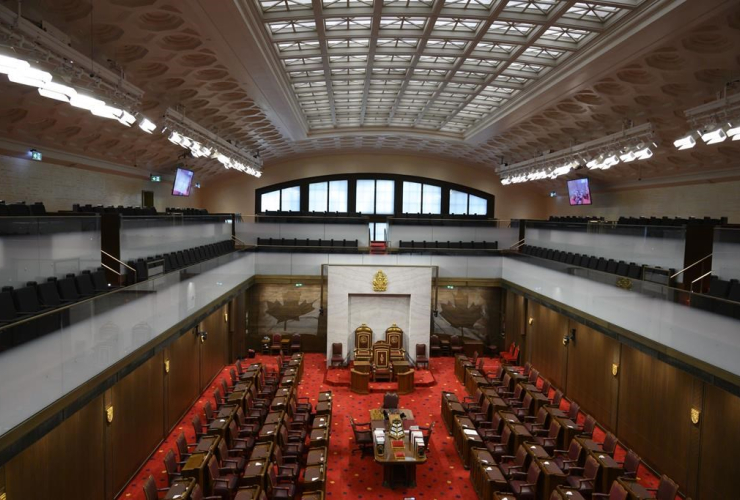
[541,26,591,43]
[508,62,544,73]
[283,57,323,67]
[323,0,374,8]
[325,17,373,31]
[268,20,317,34]
[503,0,557,15]
[379,17,427,30]
[259,0,314,13]
[522,46,564,60]
[488,21,535,36]
[433,18,481,32]
[276,40,321,53]
[326,39,370,49]
[464,58,500,68]
[474,42,515,54]
[374,54,413,63]
[383,0,434,8]
[376,38,419,49]
[566,2,621,22]
[445,0,494,10]
[425,39,468,51]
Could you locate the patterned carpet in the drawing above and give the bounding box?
[117,353,667,499]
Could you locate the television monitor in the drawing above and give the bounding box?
[567,178,592,206]
[172,168,194,196]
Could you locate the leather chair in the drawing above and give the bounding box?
[215,437,247,474]
[372,345,392,381]
[267,462,297,499]
[528,368,540,385]
[415,344,429,369]
[592,481,630,500]
[523,406,549,434]
[550,389,564,409]
[270,334,282,355]
[617,449,641,479]
[450,334,463,355]
[577,414,597,438]
[511,392,534,419]
[290,334,301,353]
[565,454,599,495]
[500,343,518,364]
[602,432,618,455]
[143,475,169,500]
[206,455,239,500]
[175,431,194,463]
[163,449,182,485]
[350,368,370,394]
[553,438,583,472]
[567,401,581,421]
[533,419,562,454]
[645,474,679,500]
[349,416,373,457]
[498,445,528,478]
[274,446,300,482]
[483,424,512,460]
[330,343,344,368]
[508,460,542,500]
[383,392,399,409]
[430,335,441,357]
[192,414,208,440]
[397,369,415,394]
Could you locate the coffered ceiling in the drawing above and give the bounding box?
[0,0,737,187]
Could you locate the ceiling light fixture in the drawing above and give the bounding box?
[138,118,157,134]
[675,90,740,149]
[498,123,654,185]
[164,109,263,178]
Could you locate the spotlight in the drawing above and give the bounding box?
[700,125,727,145]
[728,121,740,141]
[138,118,157,134]
[673,132,698,150]
[634,145,653,160]
[549,191,556,198]
[29,149,42,161]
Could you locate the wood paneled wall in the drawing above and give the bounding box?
[2,302,233,500]
[504,290,526,359]
[514,291,740,500]
[5,394,106,500]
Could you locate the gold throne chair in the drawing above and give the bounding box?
[354,324,373,362]
[385,324,405,361]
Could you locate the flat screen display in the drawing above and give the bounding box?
[172,168,194,197]
[567,178,592,206]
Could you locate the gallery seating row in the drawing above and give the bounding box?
[72,204,158,215]
[0,268,113,350]
[125,240,236,284]
[519,244,675,285]
[690,276,740,318]
[546,214,728,226]
[256,238,360,253]
[0,201,47,216]
[258,211,368,224]
[547,216,605,223]
[166,207,210,215]
[443,357,680,500]
[398,240,499,254]
[391,214,495,227]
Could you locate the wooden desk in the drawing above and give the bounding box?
[529,390,551,415]
[392,360,411,380]
[274,387,292,400]
[270,396,288,412]
[264,410,284,427]
[235,485,266,500]
[217,404,239,419]
[470,448,507,500]
[302,492,324,500]
[309,428,329,448]
[453,415,483,469]
[370,408,426,489]
[466,371,491,396]
[590,451,624,493]
[523,443,551,468]
[257,423,279,443]
[307,447,327,467]
[455,355,471,382]
[241,459,269,489]
[354,360,371,373]
[303,464,326,493]
[207,416,233,443]
[544,405,568,421]
[318,391,332,403]
[312,414,331,430]
[557,418,580,450]
[536,458,567,500]
[315,401,332,416]
[164,478,196,500]
[439,338,451,355]
[194,435,220,457]
[181,452,211,493]
[228,390,247,410]
[463,339,485,358]
[618,478,654,500]
[573,436,603,456]
[280,337,291,353]
[441,392,464,435]
[249,442,273,462]
[502,419,531,456]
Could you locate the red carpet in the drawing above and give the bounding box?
[117,353,669,499]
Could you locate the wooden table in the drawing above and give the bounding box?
[354,360,371,373]
[590,451,624,493]
[193,435,220,457]
[234,485,266,500]
[455,355,471,382]
[453,415,483,469]
[280,337,291,353]
[502,419,532,457]
[164,478,196,500]
[529,390,551,415]
[462,339,485,358]
[207,416,233,443]
[241,459,269,489]
[312,414,331,430]
[370,408,426,489]
[264,410,284,426]
[257,423,279,443]
[466,371,491,396]
[309,428,329,448]
[270,396,288,411]
[392,360,411,380]
[181,452,211,493]
[318,391,332,403]
[557,417,580,450]
[618,477,654,500]
[307,447,327,467]
[228,390,247,410]
[315,401,332,416]
[523,442,551,468]
[544,405,568,421]
[574,436,603,457]
[470,448,507,500]
[303,464,326,493]
[536,458,567,500]
[217,404,239,419]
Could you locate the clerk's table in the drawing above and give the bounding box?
[370,408,427,489]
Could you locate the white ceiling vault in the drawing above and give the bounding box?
[0,0,737,187]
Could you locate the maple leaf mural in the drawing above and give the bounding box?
[434,288,492,341]
[265,289,317,331]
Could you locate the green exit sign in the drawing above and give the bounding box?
[30,149,42,161]
[446,285,455,289]
[295,283,303,287]
[150,174,161,182]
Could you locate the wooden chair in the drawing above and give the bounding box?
[354,324,373,362]
[350,368,369,394]
[372,344,392,381]
[415,344,429,369]
[270,333,283,355]
[397,369,415,394]
[385,323,405,361]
